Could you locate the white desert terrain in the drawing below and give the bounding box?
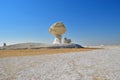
[0,46,120,80]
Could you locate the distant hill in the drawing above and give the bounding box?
[0,43,83,50]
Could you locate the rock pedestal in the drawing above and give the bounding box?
[53,35,62,44]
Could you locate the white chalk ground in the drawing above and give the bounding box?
[0,46,120,80]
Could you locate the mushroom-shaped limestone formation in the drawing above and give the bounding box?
[49,22,66,44]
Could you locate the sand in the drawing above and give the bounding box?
[0,48,97,58]
[0,46,120,80]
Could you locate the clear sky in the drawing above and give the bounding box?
[0,0,120,46]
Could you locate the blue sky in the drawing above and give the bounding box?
[0,0,120,46]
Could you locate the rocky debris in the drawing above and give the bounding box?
[63,37,72,44]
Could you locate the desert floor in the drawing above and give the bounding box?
[0,46,120,80]
[0,48,97,58]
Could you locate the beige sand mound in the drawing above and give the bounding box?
[0,48,97,58]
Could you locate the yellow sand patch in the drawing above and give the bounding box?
[0,48,97,58]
